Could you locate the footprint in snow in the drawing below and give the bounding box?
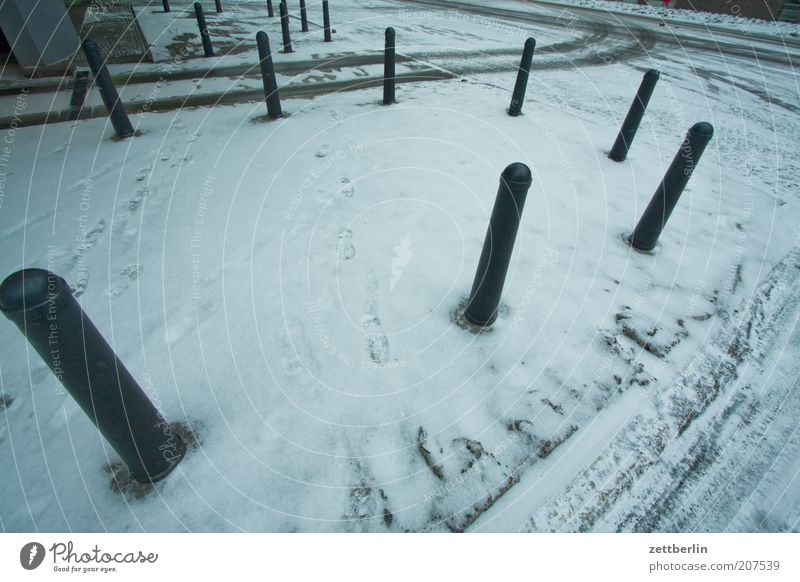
[65,219,105,270]
[337,229,355,260]
[134,167,150,182]
[363,273,389,364]
[121,264,143,280]
[363,313,389,364]
[315,144,331,158]
[105,264,144,299]
[69,273,89,297]
[105,286,124,299]
[338,177,355,198]
[124,187,147,214]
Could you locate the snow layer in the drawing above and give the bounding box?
[0,0,798,532]
[541,0,800,37]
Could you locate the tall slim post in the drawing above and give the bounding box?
[300,0,309,32]
[81,40,135,139]
[508,38,535,117]
[609,69,660,162]
[215,0,222,13]
[267,0,274,17]
[323,0,332,42]
[256,31,283,119]
[0,270,186,482]
[162,0,170,13]
[279,2,293,52]
[194,3,214,57]
[383,27,396,105]
[629,122,714,251]
[464,163,533,327]
[68,70,90,121]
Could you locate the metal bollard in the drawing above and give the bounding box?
[81,40,135,139]
[279,1,293,52]
[267,0,274,18]
[215,0,222,13]
[194,3,214,57]
[300,0,309,32]
[256,31,283,119]
[629,122,714,251]
[464,163,533,327]
[162,0,170,13]
[508,37,535,117]
[609,69,660,162]
[383,27,396,105]
[68,70,90,121]
[0,269,186,482]
[323,0,332,42]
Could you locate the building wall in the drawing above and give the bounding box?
[0,0,79,75]
[672,0,786,20]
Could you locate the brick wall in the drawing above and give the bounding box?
[672,0,785,20]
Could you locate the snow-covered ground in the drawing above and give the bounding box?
[539,0,800,37]
[0,0,798,532]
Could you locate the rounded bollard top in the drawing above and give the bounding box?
[524,37,536,49]
[500,162,533,186]
[645,68,660,79]
[82,39,97,50]
[0,269,72,321]
[689,121,714,139]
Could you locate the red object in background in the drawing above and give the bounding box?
[662,0,671,7]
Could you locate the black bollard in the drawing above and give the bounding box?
[383,27,396,105]
[609,69,660,162]
[256,31,283,119]
[162,0,170,13]
[0,270,186,482]
[464,163,533,327]
[194,3,214,57]
[508,37,535,117]
[267,0,274,18]
[81,40,135,139]
[215,0,222,13]
[279,2,293,53]
[68,70,90,121]
[300,0,309,33]
[323,0,332,42]
[629,122,714,251]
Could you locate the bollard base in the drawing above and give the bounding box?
[110,129,143,142]
[463,310,497,328]
[606,149,627,163]
[455,312,494,334]
[624,232,657,254]
[451,298,504,334]
[135,435,187,483]
[249,112,289,124]
[108,421,197,494]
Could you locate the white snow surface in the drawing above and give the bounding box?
[540,0,800,37]
[0,0,798,532]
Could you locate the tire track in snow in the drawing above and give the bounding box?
[514,243,800,532]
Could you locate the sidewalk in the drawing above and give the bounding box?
[1,0,798,131]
